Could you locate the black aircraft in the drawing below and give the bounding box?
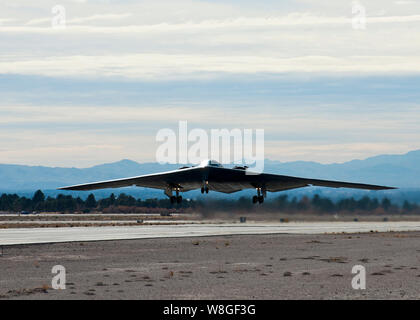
[59,159,395,204]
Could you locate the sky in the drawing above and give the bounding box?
[1,0,420,167]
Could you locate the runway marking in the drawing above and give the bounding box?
[1,221,420,245]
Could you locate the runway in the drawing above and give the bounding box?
[1,221,420,245]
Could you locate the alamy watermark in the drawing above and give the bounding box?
[51,265,66,290]
[52,5,66,29]
[155,121,265,174]
[351,265,366,290]
[352,1,367,30]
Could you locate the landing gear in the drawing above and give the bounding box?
[167,187,183,205]
[170,195,182,203]
[170,196,183,204]
[252,188,265,204]
[252,195,264,204]
[201,181,209,194]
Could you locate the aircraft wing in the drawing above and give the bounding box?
[58,165,395,193]
[259,173,396,192]
[203,168,395,193]
[58,167,204,192]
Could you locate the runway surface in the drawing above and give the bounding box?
[0,220,191,225]
[1,221,420,245]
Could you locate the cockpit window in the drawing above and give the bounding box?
[199,160,223,168]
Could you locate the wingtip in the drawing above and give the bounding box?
[57,186,72,191]
[383,186,397,190]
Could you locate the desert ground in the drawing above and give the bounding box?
[1,231,419,299]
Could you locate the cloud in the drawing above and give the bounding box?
[1,102,419,166]
[26,13,132,26]
[0,19,16,25]
[6,13,420,32]
[394,1,417,5]
[1,1,420,165]
[1,54,420,79]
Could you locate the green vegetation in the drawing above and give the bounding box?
[0,191,190,214]
[0,190,419,215]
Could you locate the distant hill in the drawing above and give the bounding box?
[0,160,179,191]
[1,150,420,202]
[263,150,420,188]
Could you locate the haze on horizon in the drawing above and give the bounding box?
[1,0,420,167]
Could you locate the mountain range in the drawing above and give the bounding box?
[1,150,420,202]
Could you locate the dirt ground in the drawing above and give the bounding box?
[0,232,419,299]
